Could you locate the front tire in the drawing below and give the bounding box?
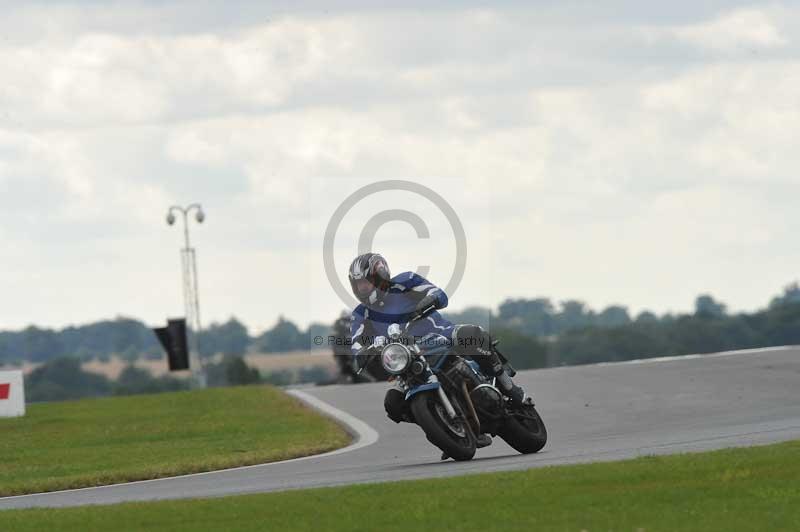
[498,405,547,454]
[410,392,476,461]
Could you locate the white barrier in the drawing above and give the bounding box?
[0,370,25,417]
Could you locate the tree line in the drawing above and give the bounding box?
[25,354,268,403]
[2,283,800,370]
[0,316,331,365]
[474,283,800,371]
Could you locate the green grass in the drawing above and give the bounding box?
[0,386,350,496]
[3,440,799,532]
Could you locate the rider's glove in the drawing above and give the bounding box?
[414,293,439,314]
[355,349,371,370]
[355,337,385,370]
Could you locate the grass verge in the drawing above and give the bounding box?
[2,439,799,531]
[0,386,350,496]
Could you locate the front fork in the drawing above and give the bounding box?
[435,382,457,419]
[399,371,458,420]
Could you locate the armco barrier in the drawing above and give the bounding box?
[0,370,25,417]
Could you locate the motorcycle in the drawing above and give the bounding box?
[357,307,547,461]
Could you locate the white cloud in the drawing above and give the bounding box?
[1,2,800,331]
[641,60,800,182]
[0,16,359,128]
[669,8,787,51]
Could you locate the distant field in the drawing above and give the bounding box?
[13,351,337,380]
[2,440,798,531]
[0,386,349,496]
[241,351,338,374]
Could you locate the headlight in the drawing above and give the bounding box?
[381,344,411,374]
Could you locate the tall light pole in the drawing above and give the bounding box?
[166,203,207,388]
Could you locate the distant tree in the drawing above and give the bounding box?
[21,326,63,363]
[205,355,261,387]
[9,282,800,378]
[225,356,261,385]
[115,365,154,392]
[660,313,677,324]
[254,317,304,353]
[205,358,228,387]
[199,318,250,358]
[26,357,112,402]
[306,322,332,350]
[557,300,594,331]
[551,322,672,366]
[113,365,187,396]
[498,298,555,336]
[60,317,158,360]
[635,310,659,323]
[491,327,549,370]
[694,295,727,318]
[670,313,758,354]
[597,306,631,327]
[0,333,16,364]
[119,346,139,363]
[0,317,159,364]
[752,299,800,345]
[444,306,494,330]
[769,282,800,308]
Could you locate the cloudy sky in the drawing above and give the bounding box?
[1,1,798,333]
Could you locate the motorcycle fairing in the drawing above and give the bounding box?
[405,381,440,400]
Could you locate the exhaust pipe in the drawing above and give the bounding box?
[461,381,481,434]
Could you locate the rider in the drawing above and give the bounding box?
[348,252,533,439]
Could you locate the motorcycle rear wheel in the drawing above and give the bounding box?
[410,392,476,461]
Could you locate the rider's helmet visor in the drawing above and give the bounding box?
[355,278,374,296]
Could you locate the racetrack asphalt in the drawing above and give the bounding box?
[2,345,799,510]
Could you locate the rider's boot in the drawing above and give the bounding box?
[495,371,534,406]
[453,324,534,406]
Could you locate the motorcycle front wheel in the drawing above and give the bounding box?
[410,391,476,461]
[498,405,547,454]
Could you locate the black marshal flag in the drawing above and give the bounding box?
[153,318,190,371]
